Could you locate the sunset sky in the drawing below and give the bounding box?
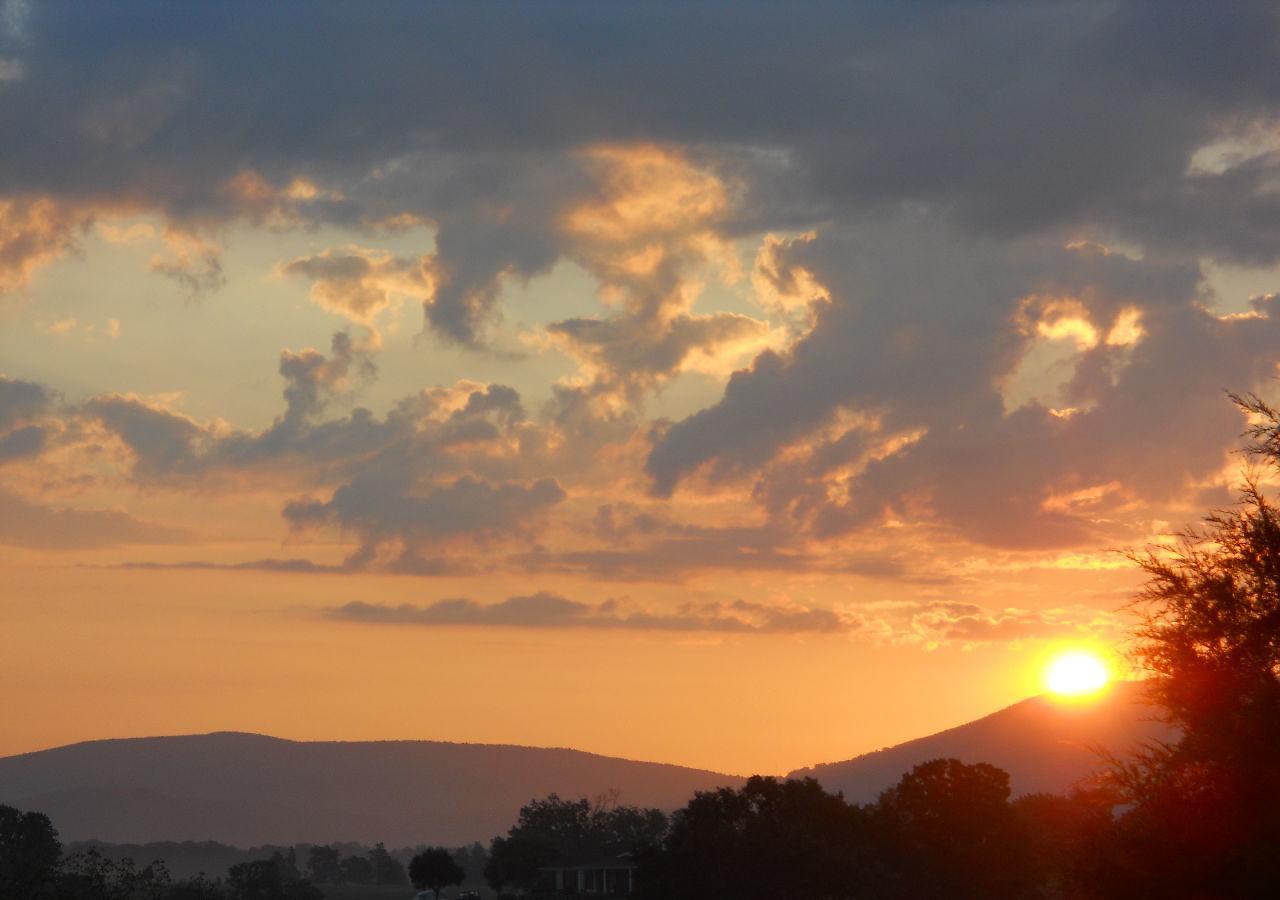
[3,1,1280,776]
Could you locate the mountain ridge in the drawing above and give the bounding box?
[787,681,1174,803]
[0,731,744,847]
[1,683,1174,846]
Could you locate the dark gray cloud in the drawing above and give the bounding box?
[0,423,46,461]
[329,591,853,634]
[2,2,1278,340]
[647,217,1280,549]
[8,1,1280,569]
[284,475,566,568]
[0,375,51,432]
[0,375,51,463]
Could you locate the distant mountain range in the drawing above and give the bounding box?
[1,682,1174,847]
[0,733,742,847]
[789,680,1174,803]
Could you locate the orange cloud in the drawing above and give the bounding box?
[0,196,93,295]
[564,144,730,246]
[279,246,435,330]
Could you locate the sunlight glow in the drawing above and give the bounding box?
[1044,650,1110,697]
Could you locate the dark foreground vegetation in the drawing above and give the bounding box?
[0,829,487,900]
[5,395,1280,898]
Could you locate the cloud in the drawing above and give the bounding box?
[0,375,52,463]
[85,331,378,479]
[149,229,225,298]
[0,488,187,549]
[328,591,854,634]
[539,145,775,404]
[284,475,566,569]
[900,600,1126,649]
[279,246,433,328]
[647,218,1280,549]
[0,375,50,432]
[85,393,209,479]
[6,1,1280,580]
[326,592,1119,645]
[0,196,90,294]
[0,423,45,461]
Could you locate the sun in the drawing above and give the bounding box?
[1044,650,1110,697]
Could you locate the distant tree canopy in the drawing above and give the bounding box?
[485,792,668,893]
[226,856,322,900]
[367,842,407,885]
[409,847,465,899]
[0,808,324,900]
[303,845,341,884]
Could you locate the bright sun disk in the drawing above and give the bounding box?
[1045,650,1110,697]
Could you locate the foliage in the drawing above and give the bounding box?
[366,842,406,885]
[337,854,372,885]
[303,845,341,884]
[1099,392,1280,896]
[0,804,62,898]
[874,758,1037,898]
[485,792,667,892]
[226,857,322,900]
[409,847,465,898]
[56,850,175,899]
[1011,790,1115,895]
[636,775,880,900]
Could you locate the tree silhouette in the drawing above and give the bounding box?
[1105,392,1280,896]
[875,759,1037,898]
[304,845,342,884]
[409,847,465,899]
[485,793,667,893]
[368,842,407,885]
[636,776,881,900]
[0,805,61,898]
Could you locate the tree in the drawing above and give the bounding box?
[1012,790,1114,896]
[227,858,323,900]
[367,843,406,885]
[875,759,1037,899]
[0,805,61,898]
[304,845,342,884]
[338,854,373,885]
[1104,392,1280,896]
[485,793,667,894]
[409,847,465,900]
[637,776,879,900]
[57,849,175,900]
[450,843,489,885]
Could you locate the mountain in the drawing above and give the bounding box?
[1,684,1174,847]
[788,680,1174,803]
[0,733,743,847]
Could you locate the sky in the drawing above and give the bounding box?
[3,1,1280,777]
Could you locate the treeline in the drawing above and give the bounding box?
[479,764,1110,898]
[0,819,491,899]
[0,826,321,900]
[58,839,489,885]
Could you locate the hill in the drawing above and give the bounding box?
[1,684,1174,847]
[788,681,1174,803]
[0,733,742,847]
